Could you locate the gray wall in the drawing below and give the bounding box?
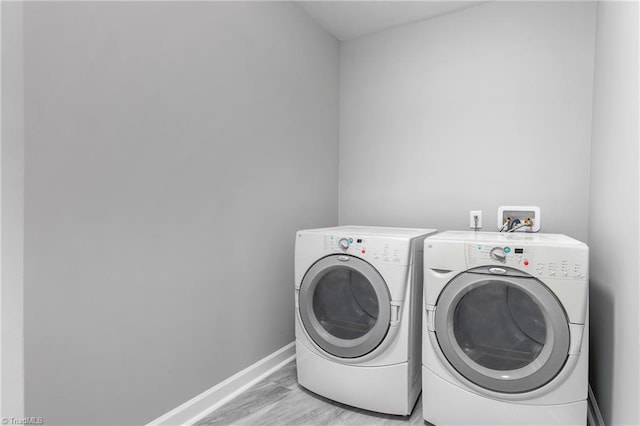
[12,1,639,424]
[588,2,639,425]
[1,0,25,419]
[22,2,338,425]
[339,1,596,241]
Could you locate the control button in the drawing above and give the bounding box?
[338,238,350,250]
[361,249,366,254]
[348,238,353,244]
[523,260,529,266]
[550,271,556,277]
[504,247,511,254]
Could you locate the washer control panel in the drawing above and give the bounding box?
[324,234,410,265]
[466,243,587,280]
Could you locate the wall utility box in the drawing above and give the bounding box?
[497,206,541,232]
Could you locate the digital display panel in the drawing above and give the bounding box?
[515,248,524,254]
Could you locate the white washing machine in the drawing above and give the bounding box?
[295,225,437,415]
[422,231,589,426]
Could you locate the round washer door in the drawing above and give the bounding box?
[434,267,570,393]
[299,254,391,358]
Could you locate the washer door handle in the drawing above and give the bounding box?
[337,255,350,262]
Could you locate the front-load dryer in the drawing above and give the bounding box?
[295,225,437,415]
[422,231,589,425]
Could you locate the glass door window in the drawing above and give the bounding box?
[299,255,391,358]
[454,283,546,371]
[435,269,570,393]
[312,267,380,340]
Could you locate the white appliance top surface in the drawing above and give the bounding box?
[300,225,437,239]
[427,230,587,247]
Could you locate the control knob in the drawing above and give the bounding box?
[338,238,350,250]
[490,247,507,263]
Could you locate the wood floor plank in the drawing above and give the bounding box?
[196,360,426,425]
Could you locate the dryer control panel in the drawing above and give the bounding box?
[323,234,411,266]
[466,243,587,280]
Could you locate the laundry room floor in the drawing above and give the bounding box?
[194,360,427,425]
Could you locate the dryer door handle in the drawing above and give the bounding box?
[426,305,436,332]
[568,323,584,354]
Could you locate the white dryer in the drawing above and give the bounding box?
[422,231,589,426]
[295,225,436,415]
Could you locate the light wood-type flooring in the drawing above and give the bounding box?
[195,359,601,426]
[194,360,426,426]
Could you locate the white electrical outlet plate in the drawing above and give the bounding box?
[469,210,482,229]
[497,206,541,232]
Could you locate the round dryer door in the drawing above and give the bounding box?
[434,267,570,393]
[299,254,391,358]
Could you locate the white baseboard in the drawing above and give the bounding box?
[147,342,296,426]
[587,384,606,426]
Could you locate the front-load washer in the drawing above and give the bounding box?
[295,225,437,415]
[422,231,589,425]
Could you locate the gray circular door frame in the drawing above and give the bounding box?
[299,254,391,359]
[435,270,570,393]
